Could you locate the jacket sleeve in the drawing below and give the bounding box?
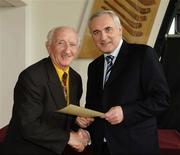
[122,46,170,126]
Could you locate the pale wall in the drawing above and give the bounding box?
[0,7,25,127]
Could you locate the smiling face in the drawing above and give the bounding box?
[46,27,79,70]
[89,14,122,54]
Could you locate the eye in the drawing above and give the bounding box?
[105,27,112,33]
[92,30,100,36]
[58,41,64,45]
[69,43,77,47]
[56,40,64,45]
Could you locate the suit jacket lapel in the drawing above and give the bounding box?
[69,68,77,105]
[105,41,129,87]
[98,56,105,90]
[46,57,67,109]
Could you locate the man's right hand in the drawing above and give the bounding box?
[68,129,89,152]
[76,117,94,128]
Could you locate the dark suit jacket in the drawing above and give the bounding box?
[3,57,82,154]
[86,41,170,154]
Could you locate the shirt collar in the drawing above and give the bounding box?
[53,63,69,80]
[104,39,123,59]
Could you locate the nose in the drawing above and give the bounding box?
[100,31,107,40]
[63,43,71,54]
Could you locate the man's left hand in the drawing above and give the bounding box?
[103,106,124,125]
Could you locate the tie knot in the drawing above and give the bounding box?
[105,55,114,64]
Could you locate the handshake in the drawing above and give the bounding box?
[68,128,90,152]
[67,106,124,152]
[68,117,94,152]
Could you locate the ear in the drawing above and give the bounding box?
[46,41,49,49]
[119,25,122,31]
[118,26,122,35]
[46,42,50,54]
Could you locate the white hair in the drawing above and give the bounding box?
[46,26,81,47]
[88,10,121,29]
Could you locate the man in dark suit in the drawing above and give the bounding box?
[3,26,89,154]
[76,10,170,154]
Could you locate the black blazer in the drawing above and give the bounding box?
[86,41,170,154]
[4,57,82,154]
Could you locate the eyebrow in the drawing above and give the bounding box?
[92,29,100,33]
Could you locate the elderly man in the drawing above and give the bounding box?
[3,26,89,154]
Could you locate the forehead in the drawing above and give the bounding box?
[89,14,115,30]
[53,28,78,42]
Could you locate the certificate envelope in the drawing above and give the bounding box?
[57,104,104,117]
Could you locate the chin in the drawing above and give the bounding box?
[102,50,112,54]
[63,61,72,66]
[100,47,113,53]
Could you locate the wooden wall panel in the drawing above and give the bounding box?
[79,0,160,58]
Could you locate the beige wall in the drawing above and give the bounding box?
[0,6,25,127]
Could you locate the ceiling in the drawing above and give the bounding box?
[0,0,26,7]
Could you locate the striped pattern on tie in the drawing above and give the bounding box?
[105,55,114,83]
[62,72,68,101]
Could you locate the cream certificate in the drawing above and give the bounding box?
[57,104,104,117]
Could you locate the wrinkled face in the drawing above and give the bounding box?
[46,28,79,69]
[89,14,122,54]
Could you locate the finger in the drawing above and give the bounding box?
[105,112,114,121]
[78,119,89,128]
[87,117,95,122]
[77,117,88,123]
[100,114,105,119]
[72,143,85,152]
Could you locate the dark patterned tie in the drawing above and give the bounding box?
[105,55,114,83]
[62,72,71,130]
[62,72,68,101]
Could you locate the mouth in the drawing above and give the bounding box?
[62,53,70,59]
[100,41,111,47]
